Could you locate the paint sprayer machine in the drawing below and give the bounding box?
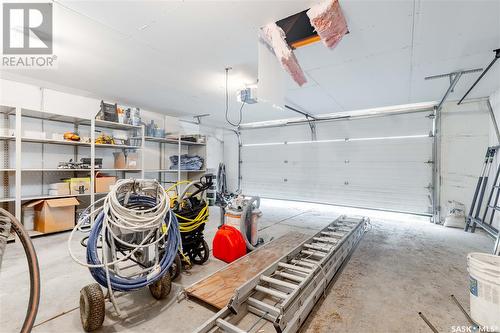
[68,179,181,332]
[167,174,214,267]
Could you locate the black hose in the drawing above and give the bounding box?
[0,209,40,333]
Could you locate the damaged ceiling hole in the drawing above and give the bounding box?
[276,2,349,49]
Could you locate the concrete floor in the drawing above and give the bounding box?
[0,199,493,333]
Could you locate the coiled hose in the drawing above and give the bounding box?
[86,199,180,291]
[69,179,181,292]
[0,209,40,333]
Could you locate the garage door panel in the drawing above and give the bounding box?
[242,138,432,163]
[315,111,432,139]
[240,112,433,214]
[243,166,430,192]
[241,112,432,144]
[242,181,431,214]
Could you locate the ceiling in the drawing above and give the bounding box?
[1,0,499,127]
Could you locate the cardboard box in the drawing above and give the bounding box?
[63,178,90,194]
[114,152,126,169]
[126,152,138,168]
[48,182,70,196]
[27,197,79,233]
[114,152,139,169]
[95,173,116,193]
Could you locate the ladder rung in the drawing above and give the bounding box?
[216,319,246,333]
[328,227,349,232]
[255,285,288,299]
[304,243,331,252]
[321,231,342,238]
[340,217,362,223]
[290,259,316,268]
[313,236,338,244]
[301,257,321,264]
[301,249,326,258]
[247,297,281,317]
[260,275,298,290]
[247,305,277,323]
[274,271,305,283]
[278,262,313,273]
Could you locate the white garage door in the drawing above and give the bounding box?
[240,111,434,215]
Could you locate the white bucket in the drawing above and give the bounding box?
[467,252,500,329]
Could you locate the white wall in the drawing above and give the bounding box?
[440,100,490,220]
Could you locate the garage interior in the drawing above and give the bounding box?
[0,1,499,333]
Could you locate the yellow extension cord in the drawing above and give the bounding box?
[165,181,209,265]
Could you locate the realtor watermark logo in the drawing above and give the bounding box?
[2,2,57,68]
[451,325,499,332]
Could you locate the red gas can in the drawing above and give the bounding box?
[212,225,247,263]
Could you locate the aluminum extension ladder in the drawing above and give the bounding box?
[195,215,368,333]
[465,145,500,255]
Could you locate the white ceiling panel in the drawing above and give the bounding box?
[294,0,414,72]
[1,0,499,126]
[307,47,412,110]
[285,84,344,114]
[412,0,500,66]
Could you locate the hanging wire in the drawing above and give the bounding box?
[224,67,246,127]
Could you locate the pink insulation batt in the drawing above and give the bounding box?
[307,0,348,49]
[261,22,307,86]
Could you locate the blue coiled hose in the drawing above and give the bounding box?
[86,196,181,292]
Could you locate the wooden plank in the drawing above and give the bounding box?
[185,232,310,309]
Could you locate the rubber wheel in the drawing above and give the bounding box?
[79,283,105,332]
[169,253,182,280]
[190,240,210,265]
[149,273,172,300]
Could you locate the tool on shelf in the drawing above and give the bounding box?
[58,158,103,169]
[195,216,368,333]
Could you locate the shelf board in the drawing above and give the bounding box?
[99,168,142,172]
[93,119,142,130]
[8,228,73,242]
[22,168,92,172]
[140,136,206,146]
[0,169,15,172]
[181,141,206,146]
[21,108,90,124]
[21,138,141,149]
[142,136,179,144]
[21,137,91,146]
[0,197,15,202]
[94,143,142,149]
[0,135,15,141]
[144,169,206,173]
[0,105,16,115]
[21,193,91,201]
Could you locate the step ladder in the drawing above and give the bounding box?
[465,146,500,255]
[195,215,368,333]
